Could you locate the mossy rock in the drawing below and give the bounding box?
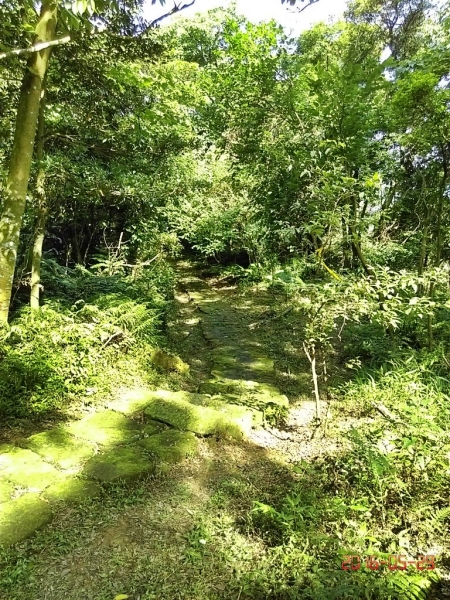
[42,478,101,505]
[65,410,140,447]
[21,428,96,469]
[0,493,52,547]
[150,349,190,374]
[83,446,154,482]
[0,478,15,503]
[138,431,199,464]
[187,393,263,432]
[0,443,15,454]
[141,420,169,437]
[0,448,63,491]
[107,389,155,416]
[198,381,231,395]
[246,382,289,408]
[143,395,243,439]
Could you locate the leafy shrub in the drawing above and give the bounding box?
[161,149,263,263]
[0,263,174,419]
[242,352,447,599]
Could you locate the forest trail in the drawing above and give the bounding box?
[0,263,330,600]
[177,263,290,423]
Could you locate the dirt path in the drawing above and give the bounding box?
[0,263,332,600]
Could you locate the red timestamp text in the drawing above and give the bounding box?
[342,555,436,571]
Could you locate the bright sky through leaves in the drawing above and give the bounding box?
[144,0,349,34]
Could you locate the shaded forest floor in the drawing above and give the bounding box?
[0,263,445,600]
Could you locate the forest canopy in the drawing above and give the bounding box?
[1,0,450,598]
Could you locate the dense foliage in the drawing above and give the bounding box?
[1,0,450,597]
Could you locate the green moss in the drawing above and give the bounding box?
[42,478,101,504]
[142,420,169,436]
[143,395,244,439]
[0,493,52,547]
[65,410,140,447]
[150,349,190,374]
[0,444,15,454]
[247,382,289,408]
[0,448,63,491]
[0,478,15,503]
[213,354,274,373]
[187,393,263,432]
[107,389,155,415]
[83,446,154,482]
[198,381,231,395]
[138,430,199,464]
[21,429,95,469]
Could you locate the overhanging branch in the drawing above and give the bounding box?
[0,36,71,60]
[287,0,320,15]
[0,0,196,61]
[138,0,196,35]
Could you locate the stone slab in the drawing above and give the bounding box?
[0,478,15,503]
[138,430,199,464]
[142,420,170,436]
[198,381,231,395]
[21,428,95,469]
[107,389,155,416]
[143,395,244,439]
[0,493,52,547]
[65,410,140,447]
[42,478,101,504]
[0,448,63,491]
[83,446,154,482]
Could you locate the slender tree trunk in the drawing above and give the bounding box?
[375,182,394,240]
[427,152,448,350]
[348,172,373,275]
[30,76,48,310]
[0,0,57,323]
[417,222,429,278]
[341,217,352,269]
[303,342,321,423]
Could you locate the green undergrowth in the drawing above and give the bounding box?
[236,352,450,599]
[0,260,175,420]
[194,265,450,599]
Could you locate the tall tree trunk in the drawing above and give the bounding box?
[341,217,352,269]
[0,0,57,323]
[348,170,373,275]
[427,157,447,351]
[30,75,48,310]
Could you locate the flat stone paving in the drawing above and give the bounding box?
[179,268,289,417]
[0,265,288,548]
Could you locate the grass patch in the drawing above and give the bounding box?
[0,261,175,424]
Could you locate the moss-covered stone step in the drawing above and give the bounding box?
[138,430,199,464]
[65,410,140,447]
[141,390,258,439]
[20,428,96,470]
[83,446,155,482]
[213,353,274,373]
[198,380,232,395]
[198,378,288,413]
[107,388,157,415]
[0,448,64,491]
[0,493,52,547]
[42,478,101,505]
[243,381,289,409]
[186,393,264,432]
[0,477,15,503]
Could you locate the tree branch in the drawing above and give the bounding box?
[138,0,196,34]
[287,0,320,15]
[0,0,196,61]
[0,36,71,60]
